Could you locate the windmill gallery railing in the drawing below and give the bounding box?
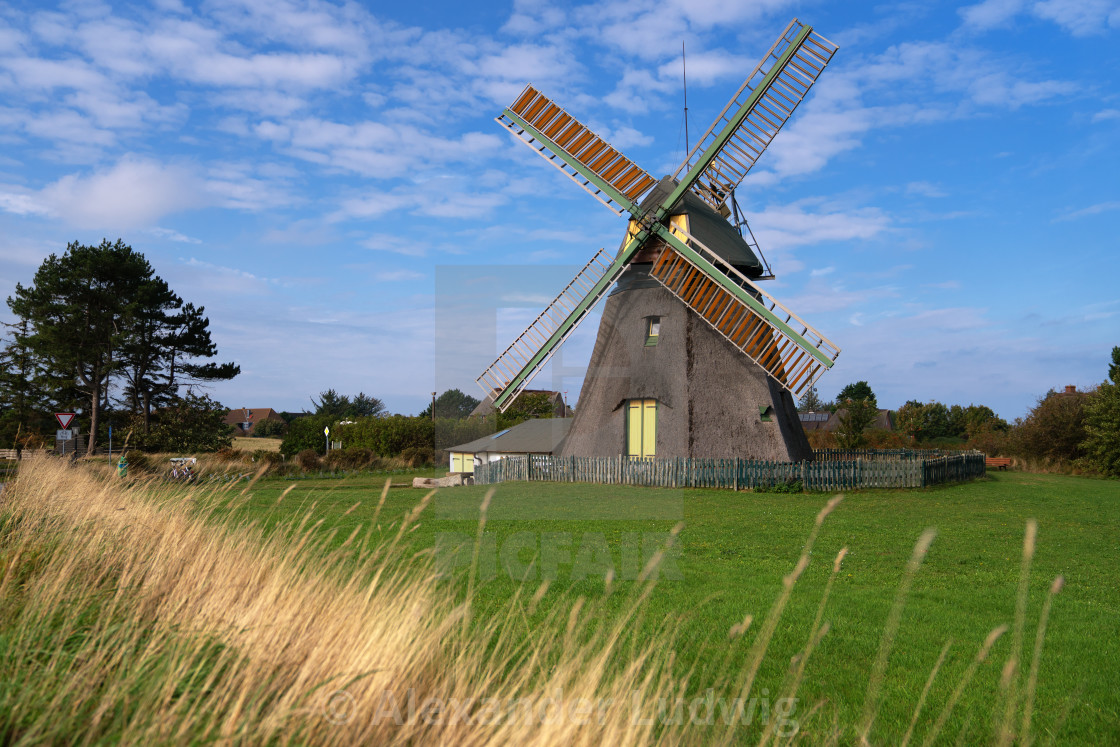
[473,450,986,491]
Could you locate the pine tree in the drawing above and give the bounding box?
[8,240,151,453]
[7,239,239,452]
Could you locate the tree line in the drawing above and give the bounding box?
[799,350,1120,477]
[277,388,559,464]
[0,240,237,453]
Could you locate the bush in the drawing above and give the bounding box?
[1011,388,1088,464]
[756,479,802,494]
[251,450,283,465]
[214,448,244,463]
[967,423,1011,456]
[335,415,434,457]
[399,446,435,468]
[280,415,334,457]
[297,449,321,472]
[252,419,287,438]
[122,449,149,473]
[323,447,377,471]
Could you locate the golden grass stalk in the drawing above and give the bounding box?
[759,546,847,747]
[1020,575,1064,745]
[858,526,937,744]
[921,625,1009,747]
[722,494,843,744]
[994,519,1038,747]
[900,639,953,747]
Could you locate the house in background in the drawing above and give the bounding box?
[470,390,572,419]
[223,407,285,436]
[798,409,895,432]
[446,418,573,474]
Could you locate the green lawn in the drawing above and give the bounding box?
[204,470,1120,744]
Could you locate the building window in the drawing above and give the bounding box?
[626,399,657,458]
[646,317,661,346]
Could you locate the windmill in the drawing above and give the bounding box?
[477,19,841,461]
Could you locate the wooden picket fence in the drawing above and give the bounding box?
[474,450,986,491]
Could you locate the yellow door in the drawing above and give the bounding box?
[451,453,474,473]
[627,399,656,458]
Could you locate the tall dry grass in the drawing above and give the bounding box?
[0,458,690,744]
[0,459,1063,744]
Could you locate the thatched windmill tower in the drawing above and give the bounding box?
[477,20,841,461]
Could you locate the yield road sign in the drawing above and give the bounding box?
[55,412,76,429]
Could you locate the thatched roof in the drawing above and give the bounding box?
[559,281,811,461]
[447,417,572,455]
[634,176,765,278]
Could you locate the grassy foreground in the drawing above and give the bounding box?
[1,460,1117,744]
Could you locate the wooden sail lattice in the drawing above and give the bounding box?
[498,86,658,214]
[649,229,840,397]
[673,20,838,213]
[476,249,623,406]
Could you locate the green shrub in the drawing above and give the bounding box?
[323,448,377,471]
[280,415,334,457]
[252,419,287,438]
[1011,388,1088,464]
[399,446,435,468]
[755,479,802,494]
[297,449,321,472]
[335,415,434,457]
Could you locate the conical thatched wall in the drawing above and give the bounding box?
[558,266,811,461]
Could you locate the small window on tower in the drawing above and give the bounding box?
[646,317,661,346]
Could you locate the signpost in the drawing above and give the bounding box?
[324,425,330,454]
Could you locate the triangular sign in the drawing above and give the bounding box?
[55,413,76,429]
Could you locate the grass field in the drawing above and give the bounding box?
[207,469,1120,744]
[231,436,282,451]
[2,461,1117,743]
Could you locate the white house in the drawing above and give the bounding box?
[447,418,572,473]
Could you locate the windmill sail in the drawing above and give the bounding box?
[670,19,838,214]
[482,20,842,413]
[498,86,658,215]
[648,225,839,397]
[477,248,629,412]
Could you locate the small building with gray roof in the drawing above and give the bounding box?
[446,418,572,474]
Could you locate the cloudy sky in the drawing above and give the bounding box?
[1,0,1118,420]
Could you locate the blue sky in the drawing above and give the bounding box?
[1,0,1117,420]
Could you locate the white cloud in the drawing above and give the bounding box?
[959,0,1120,34]
[750,200,891,252]
[148,227,202,243]
[959,0,1029,30]
[906,181,947,198]
[1093,108,1120,122]
[1054,201,1120,221]
[38,157,207,229]
[374,269,425,282]
[1033,0,1120,35]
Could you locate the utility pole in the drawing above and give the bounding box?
[431,392,437,421]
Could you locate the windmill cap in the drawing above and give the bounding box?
[636,176,765,278]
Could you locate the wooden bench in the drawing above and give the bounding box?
[985,457,1012,470]
[0,449,18,461]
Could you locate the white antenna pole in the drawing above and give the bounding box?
[682,41,690,154]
